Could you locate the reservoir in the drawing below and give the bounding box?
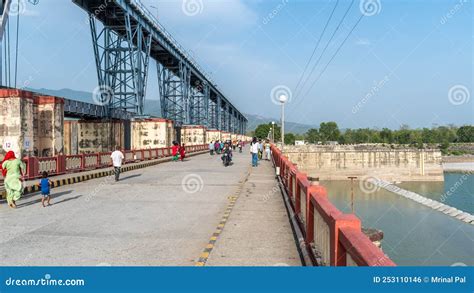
[321,172,473,266]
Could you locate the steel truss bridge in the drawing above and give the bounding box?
[71,0,247,134]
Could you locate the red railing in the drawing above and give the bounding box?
[271,145,395,266]
[19,144,208,180]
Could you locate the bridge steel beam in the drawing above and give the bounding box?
[208,98,217,129]
[76,0,248,132]
[216,96,222,130]
[189,81,209,126]
[157,62,190,126]
[89,13,152,116]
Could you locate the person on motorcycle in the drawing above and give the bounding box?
[221,142,233,166]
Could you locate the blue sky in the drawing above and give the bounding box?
[9,0,474,129]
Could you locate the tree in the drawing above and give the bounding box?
[284,133,296,145]
[305,128,320,143]
[380,128,393,143]
[254,123,281,141]
[457,126,474,142]
[319,122,340,142]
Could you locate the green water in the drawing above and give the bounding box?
[321,173,474,266]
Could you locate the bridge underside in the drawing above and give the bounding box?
[74,0,247,134]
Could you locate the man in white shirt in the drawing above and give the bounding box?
[110,146,125,182]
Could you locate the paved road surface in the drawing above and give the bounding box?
[0,147,300,266]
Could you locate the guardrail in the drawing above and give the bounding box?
[18,145,208,180]
[271,145,396,266]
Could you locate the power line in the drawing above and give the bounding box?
[294,0,355,101]
[298,12,365,105]
[292,0,340,98]
[14,2,20,88]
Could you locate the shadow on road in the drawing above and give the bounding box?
[119,174,142,181]
[50,194,83,206]
[15,190,74,208]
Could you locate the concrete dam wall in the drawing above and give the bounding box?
[284,145,444,182]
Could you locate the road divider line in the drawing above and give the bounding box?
[195,168,251,266]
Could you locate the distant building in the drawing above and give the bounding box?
[295,140,306,146]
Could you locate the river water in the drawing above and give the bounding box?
[321,172,474,266]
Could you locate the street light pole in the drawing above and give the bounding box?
[279,95,287,152]
[271,121,275,143]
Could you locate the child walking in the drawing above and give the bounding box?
[39,171,51,207]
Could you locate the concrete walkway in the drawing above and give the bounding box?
[0,147,300,266]
[206,159,301,266]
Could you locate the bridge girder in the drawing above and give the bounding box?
[75,0,248,134]
[89,12,151,116]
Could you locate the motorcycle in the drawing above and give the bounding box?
[222,152,231,167]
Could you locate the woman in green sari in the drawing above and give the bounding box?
[1,151,26,208]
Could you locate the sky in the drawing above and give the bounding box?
[6,0,474,129]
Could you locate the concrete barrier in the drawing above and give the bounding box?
[1,144,209,199]
[271,145,395,266]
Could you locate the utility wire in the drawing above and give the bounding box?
[7,18,10,87]
[292,0,340,98]
[294,0,355,101]
[14,1,20,88]
[297,12,365,106]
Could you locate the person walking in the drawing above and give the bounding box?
[250,137,259,167]
[1,151,26,208]
[110,146,124,182]
[38,171,52,207]
[258,139,264,160]
[171,141,180,162]
[265,140,271,160]
[179,143,186,162]
[214,141,220,154]
[209,141,215,155]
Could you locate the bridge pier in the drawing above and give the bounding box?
[89,13,152,115]
[0,89,64,158]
